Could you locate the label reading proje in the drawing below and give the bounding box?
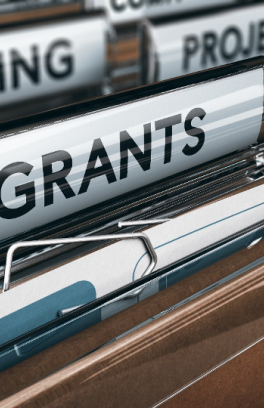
[147,4,264,81]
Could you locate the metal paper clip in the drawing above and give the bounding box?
[2,230,159,294]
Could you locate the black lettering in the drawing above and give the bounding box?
[120,123,151,180]
[201,31,218,67]
[11,46,39,89]
[258,21,264,53]
[0,162,35,219]
[183,35,199,71]
[155,115,182,164]
[243,23,254,57]
[183,108,206,156]
[220,27,242,60]
[46,40,73,79]
[42,150,75,207]
[79,138,116,194]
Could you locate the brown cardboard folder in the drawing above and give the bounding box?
[2,234,264,407]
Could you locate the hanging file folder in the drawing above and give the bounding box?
[1,182,264,370]
[1,222,264,398]
[0,57,263,241]
[0,58,263,384]
[3,231,264,407]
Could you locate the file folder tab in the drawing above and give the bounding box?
[142,3,264,82]
[90,0,241,26]
[0,57,263,241]
[0,13,107,108]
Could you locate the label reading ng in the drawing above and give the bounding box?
[149,4,264,81]
[0,17,105,106]
[0,68,262,240]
